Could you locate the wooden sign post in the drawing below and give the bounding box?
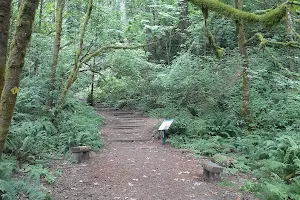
[158,119,174,144]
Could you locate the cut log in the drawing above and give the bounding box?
[70,146,92,163]
[71,146,92,153]
[202,161,224,181]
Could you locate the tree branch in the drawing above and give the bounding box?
[187,0,287,27]
[246,33,300,48]
[59,41,72,50]
[288,1,300,6]
[81,43,154,64]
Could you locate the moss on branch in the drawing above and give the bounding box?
[247,33,300,48]
[206,30,224,59]
[82,44,149,64]
[188,0,287,27]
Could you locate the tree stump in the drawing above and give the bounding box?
[70,146,92,163]
[202,161,224,181]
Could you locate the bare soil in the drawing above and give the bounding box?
[51,104,256,200]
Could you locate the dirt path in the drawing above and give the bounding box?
[51,104,254,200]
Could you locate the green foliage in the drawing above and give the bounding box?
[0,179,52,200]
[2,0,299,199]
[2,33,103,198]
[96,44,300,199]
[57,98,103,151]
[0,156,53,199]
[20,164,56,184]
[0,156,16,180]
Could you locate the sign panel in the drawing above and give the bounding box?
[158,119,174,131]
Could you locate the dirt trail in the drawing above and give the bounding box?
[51,104,254,200]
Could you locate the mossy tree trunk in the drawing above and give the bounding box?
[39,0,43,31]
[48,0,65,109]
[119,0,127,31]
[0,0,12,95]
[286,4,294,41]
[286,4,296,71]
[0,0,39,160]
[56,0,93,114]
[235,0,251,124]
[179,0,189,32]
[18,0,22,9]
[87,58,96,106]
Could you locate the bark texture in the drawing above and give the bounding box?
[0,0,39,159]
[18,0,22,9]
[0,0,12,95]
[49,0,65,109]
[235,0,251,124]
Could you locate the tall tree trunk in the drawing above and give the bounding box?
[88,58,95,106]
[39,0,43,31]
[286,4,294,41]
[48,0,65,109]
[34,51,39,75]
[119,0,127,31]
[178,0,189,51]
[202,6,208,58]
[18,0,22,9]
[286,4,296,71]
[57,0,93,114]
[178,0,189,32]
[0,0,12,95]
[235,0,251,124]
[0,0,39,160]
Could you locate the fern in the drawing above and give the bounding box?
[0,180,17,200]
[261,181,289,200]
[0,156,16,180]
[20,164,56,184]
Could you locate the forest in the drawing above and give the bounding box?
[0,0,300,199]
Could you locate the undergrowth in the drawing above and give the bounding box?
[1,76,103,199]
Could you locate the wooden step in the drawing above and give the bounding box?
[114,116,143,119]
[112,127,135,130]
[108,139,151,143]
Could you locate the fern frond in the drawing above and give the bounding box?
[0,180,17,200]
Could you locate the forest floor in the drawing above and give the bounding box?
[51,104,256,200]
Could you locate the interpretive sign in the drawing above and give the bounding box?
[158,119,174,144]
[158,119,174,131]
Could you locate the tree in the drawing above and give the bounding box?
[187,0,294,123]
[119,0,127,30]
[0,0,39,159]
[179,0,189,32]
[0,0,12,94]
[57,0,94,114]
[235,0,251,124]
[48,0,65,109]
